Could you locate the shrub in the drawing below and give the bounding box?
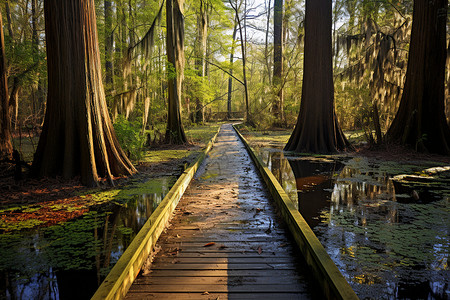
[113,115,145,161]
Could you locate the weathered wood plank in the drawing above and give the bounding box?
[128,284,308,293]
[150,263,298,270]
[124,292,311,300]
[159,252,290,258]
[143,269,301,277]
[153,257,295,264]
[133,276,304,286]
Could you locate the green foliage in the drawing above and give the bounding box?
[113,115,145,160]
[185,123,220,144]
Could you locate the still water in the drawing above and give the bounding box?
[0,177,175,300]
[260,148,449,300]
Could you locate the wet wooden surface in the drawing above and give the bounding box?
[125,124,319,299]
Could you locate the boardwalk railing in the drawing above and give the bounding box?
[91,127,220,300]
[233,125,359,300]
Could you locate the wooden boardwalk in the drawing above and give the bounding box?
[125,124,319,299]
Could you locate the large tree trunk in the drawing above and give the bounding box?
[272,0,285,126]
[165,0,187,144]
[386,0,450,155]
[194,0,208,124]
[33,0,136,186]
[0,9,12,159]
[284,0,350,154]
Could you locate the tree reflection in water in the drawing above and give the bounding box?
[260,148,449,299]
[0,177,174,299]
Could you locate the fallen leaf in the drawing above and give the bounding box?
[169,247,182,255]
[203,242,216,247]
[258,246,262,255]
[202,291,209,295]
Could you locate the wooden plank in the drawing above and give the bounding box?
[128,284,307,293]
[124,292,311,300]
[133,276,304,286]
[144,269,300,277]
[161,235,288,242]
[150,263,298,270]
[159,241,291,248]
[160,252,291,258]
[153,257,295,264]
[165,249,295,254]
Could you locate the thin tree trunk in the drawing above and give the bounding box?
[105,0,114,93]
[272,0,284,126]
[264,0,272,85]
[284,0,350,153]
[33,0,136,186]
[230,0,251,124]
[9,77,21,130]
[0,9,12,159]
[386,0,450,155]
[4,0,14,39]
[165,0,186,144]
[227,23,238,119]
[31,0,45,124]
[194,0,208,124]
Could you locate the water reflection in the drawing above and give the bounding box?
[289,159,344,228]
[0,177,175,300]
[259,148,449,300]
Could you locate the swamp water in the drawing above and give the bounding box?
[0,177,175,300]
[259,148,449,300]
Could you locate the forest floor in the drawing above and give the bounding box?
[0,123,220,232]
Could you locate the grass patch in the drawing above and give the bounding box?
[185,122,222,145]
[142,149,195,164]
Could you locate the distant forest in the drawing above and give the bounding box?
[0,0,449,185]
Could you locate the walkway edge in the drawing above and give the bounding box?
[233,125,359,300]
[91,127,221,300]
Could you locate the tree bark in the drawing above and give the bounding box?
[194,0,208,124]
[284,0,350,154]
[165,0,187,144]
[0,9,12,159]
[230,0,251,124]
[272,0,284,126]
[264,0,272,85]
[227,23,238,119]
[4,0,14,39]
[105,0,114,93]
[31,0,45,124]
[385,0,450,155]
[33,0,136,186]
